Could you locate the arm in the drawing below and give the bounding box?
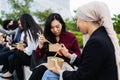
[62,40,104,80]
[19,31,38,56]
[0,27,17,35]
[23,33,38,56]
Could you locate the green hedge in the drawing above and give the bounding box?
[72,31,120,48]
[72,31,83,48]
[117,34,120,45]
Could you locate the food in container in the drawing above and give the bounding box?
[47,56,64,69]
[16,42,26,49]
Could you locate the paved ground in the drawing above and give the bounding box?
[0,65,10,80]
[0,65,32,80]
[0,66,30,80]
[0,65,18,80]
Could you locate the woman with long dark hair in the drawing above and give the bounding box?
[1,13,43,80]
[29,13,81,80]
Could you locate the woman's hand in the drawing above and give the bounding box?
[6,42,15,50]
[17,46,24,51]
[38,34,47,48]
[6,36,12,42]
[0,34,4,45]
[49,61,62,74]
[6,42,11,47]
[57,44,72,59]
[16,44,25,51]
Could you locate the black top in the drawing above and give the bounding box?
[63,26,118,80]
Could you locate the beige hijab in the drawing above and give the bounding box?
[76,1,120,80]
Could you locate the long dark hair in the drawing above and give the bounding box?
[9,20,18,30]
[44,13,66,43]
[2,19,12,30]
[19,13,43,42]
[2,19,18,30]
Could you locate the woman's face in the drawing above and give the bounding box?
[50,19,62,37]
[9,20,13,25]
[76,17,88,34]
[18,20,23,30]
[7,20,13,29]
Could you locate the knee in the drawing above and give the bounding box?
[44,70,55,75]
[42,70,59,79]
[8,54,14,63]
[8,54,13,59]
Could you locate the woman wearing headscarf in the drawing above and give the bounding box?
[41,1,119,80]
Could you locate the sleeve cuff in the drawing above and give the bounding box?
[59,70,65,80]
[70,54,77,64]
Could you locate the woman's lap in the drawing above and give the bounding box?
[42,70,59,80]
[0,51,11,64]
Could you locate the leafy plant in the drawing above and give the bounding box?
[71,31,83,48]
[112,14,120,34]
[0,0,33,20]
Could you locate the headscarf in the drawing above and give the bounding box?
[76,1,120,80]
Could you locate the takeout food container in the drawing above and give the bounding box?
[0,38,4,43]
[16,42,26,49]
[47,56,64,69]
[49,43,61,52]
[0,33,6,37]
[0,33,4,43]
